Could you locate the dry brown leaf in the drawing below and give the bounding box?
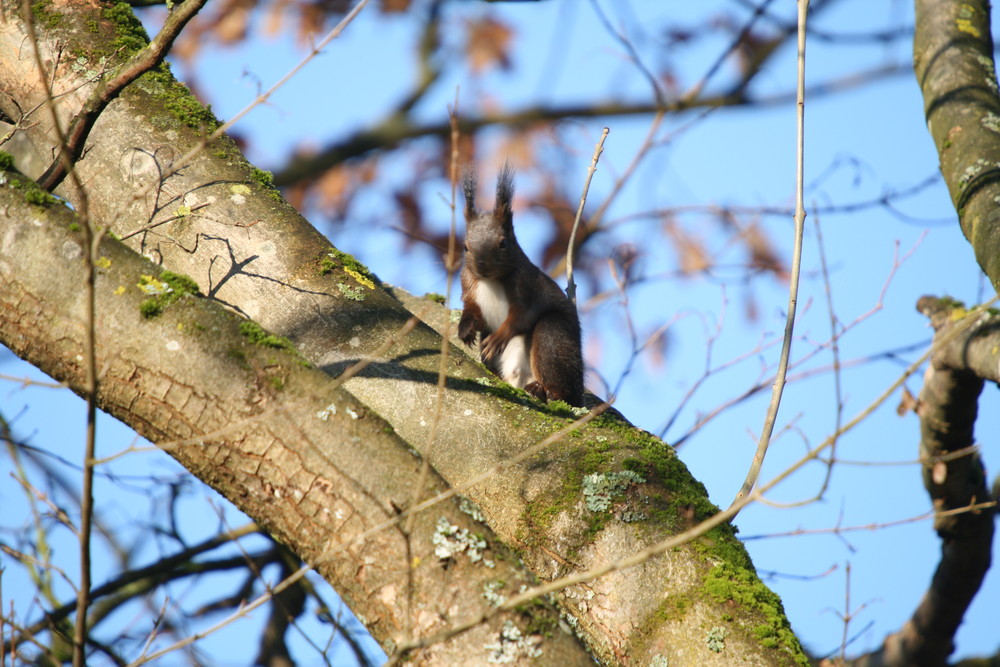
[498,130,538,170]
[215,6,252,43]
[315,164,354,216]
[743,224,786,279]
[394,190,423,249]
[664,220,711,275]
[263,0,291,37]
[465,16,514,74]
[379,0,412,12]
[897,386,918,416]
[533,176,577,270]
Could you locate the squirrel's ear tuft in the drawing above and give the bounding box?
[462,168,477,221]
[495,161,514,223]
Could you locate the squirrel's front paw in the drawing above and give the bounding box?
[480,333,508,361]
[458,316,477,346]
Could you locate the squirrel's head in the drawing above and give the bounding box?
[462,163,517,279]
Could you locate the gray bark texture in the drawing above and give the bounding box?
[914,0,1000,291]
[0,2,806,665]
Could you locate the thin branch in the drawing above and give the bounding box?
[565,127,608,306]
[20,3,98,664]
[400,91,464,647]
[740,500,996,542]
[729,0,809,510]
[3,524,261,653]
[271,62,908,188]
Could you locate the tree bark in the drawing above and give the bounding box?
[914,0,1000,291]
[0,2,806,664]
[0,164,593,665]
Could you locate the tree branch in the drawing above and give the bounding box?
[914,0,1000,292]
[850,296,998,666]
[36,0,207,192]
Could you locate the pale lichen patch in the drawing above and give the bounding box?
[958,158,1000,189]
[582,470,646,512]
[459,497,487,523]
[484,620,543,663]
[482,581,507,607]
[981,112,1000,133]
[316,403,337,421]
[432,516,490,564]
[706,626,727,653]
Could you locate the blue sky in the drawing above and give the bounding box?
[2,0,999,664]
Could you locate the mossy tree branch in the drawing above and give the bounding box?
[36,0,207,192]
[0,3,808,664]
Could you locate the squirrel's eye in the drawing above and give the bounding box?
[499,239,508,250]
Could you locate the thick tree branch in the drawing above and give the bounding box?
[914,0,1000,291]
[851,297,998,666]
[0,165,593,665]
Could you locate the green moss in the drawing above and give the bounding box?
[514,597,560,638]
[251,167,274,189]
[937,295,966,310]
[239,320,295,350]
[649,593,690,625]
[249,167,284,202]
[136,67,221,131]
[424,292,446,304]
[99,2,149,56]
[543,399,579,418]
[0,157,62,207]
[236,321,310,366]
[322,248,378,284]
[703,562,807,664]
[227,347,248,365]
[24,188,58,207]
[137,271,200,318]
[161,271,200,295]
[32,0,63,29]
[93,4,222,134]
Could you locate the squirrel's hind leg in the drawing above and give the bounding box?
[529,314,584,407]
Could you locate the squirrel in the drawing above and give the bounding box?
[458,164,585,407]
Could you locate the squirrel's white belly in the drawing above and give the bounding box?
[475,279,509,331]
[475,279,534,388]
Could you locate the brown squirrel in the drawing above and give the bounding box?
[458,164,585,407]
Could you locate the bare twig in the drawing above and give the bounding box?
[566,127,608,306]
[729,0,809,510]
[400,90,464,645]
[21,3,98,664]
[741,500,996,542]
